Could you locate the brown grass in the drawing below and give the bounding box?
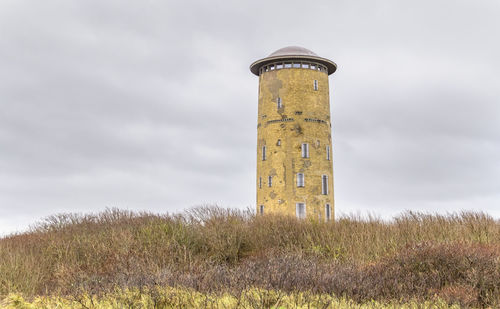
[1,207,500,307]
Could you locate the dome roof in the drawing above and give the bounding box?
[269,46,318,57]
[250,46,336,76]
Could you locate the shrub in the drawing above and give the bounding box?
[1,207,500,307]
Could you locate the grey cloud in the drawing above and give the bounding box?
[1,0,500,235]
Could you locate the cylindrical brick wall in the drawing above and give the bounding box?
[255,61,335,221]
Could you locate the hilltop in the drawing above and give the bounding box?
[1,207,500,308]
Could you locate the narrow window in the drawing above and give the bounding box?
[325,204,331,221]
[326,145,330,161]
[314,80,318,91]
[277,97,282,109]
[296,203,306,219]
[268,176,272,187]
[301,143,309,158]
[322,175,328,195]
[259,205,264,215]
[277,139,281,146]
[259,177,262,189]
[297,173,304,187]
[262,146,266,161]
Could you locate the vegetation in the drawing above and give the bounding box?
[1,207,500,308]
[1,288,462,309]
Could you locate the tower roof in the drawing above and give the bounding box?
[269,46,318,57]
[250,46,336,76]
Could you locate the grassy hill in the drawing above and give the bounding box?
[1,207,500,308]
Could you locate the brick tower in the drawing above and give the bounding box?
[250,46,337,221]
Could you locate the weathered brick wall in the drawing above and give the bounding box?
[257,67,334,220]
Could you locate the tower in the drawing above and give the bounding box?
[250,46,337,221]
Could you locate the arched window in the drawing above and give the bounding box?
[322,175,328,195]
[296,203,306,219]
[297,173,305,187]
[301,143,309,158]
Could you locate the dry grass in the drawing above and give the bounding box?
[1,207,500,307]
[2,287,462,309]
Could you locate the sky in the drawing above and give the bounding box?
[1,0,499,235]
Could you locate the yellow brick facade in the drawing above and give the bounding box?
[255,67,335,221]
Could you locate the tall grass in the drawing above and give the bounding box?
[1,287,462,309]
[1,207,500,307]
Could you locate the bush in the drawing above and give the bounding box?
[1,287,463,309]
[1,207,500,307]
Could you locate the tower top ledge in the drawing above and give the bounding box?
[250,46,337,76]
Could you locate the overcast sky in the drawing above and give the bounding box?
[1,0,499,235]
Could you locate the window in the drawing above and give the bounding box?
[262,146,266,161]
[277,139,281,146]
[314,80,318,91]
[296,203,306,219]
[259,177,262,189]
[322,175,328,195]
[301,143,309,158]
[325,204,331,221]
[259,205,264,215]
[326,145,330,161]
[297,173,304,187]
[268,176,272,187]
[277,97,282,109]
